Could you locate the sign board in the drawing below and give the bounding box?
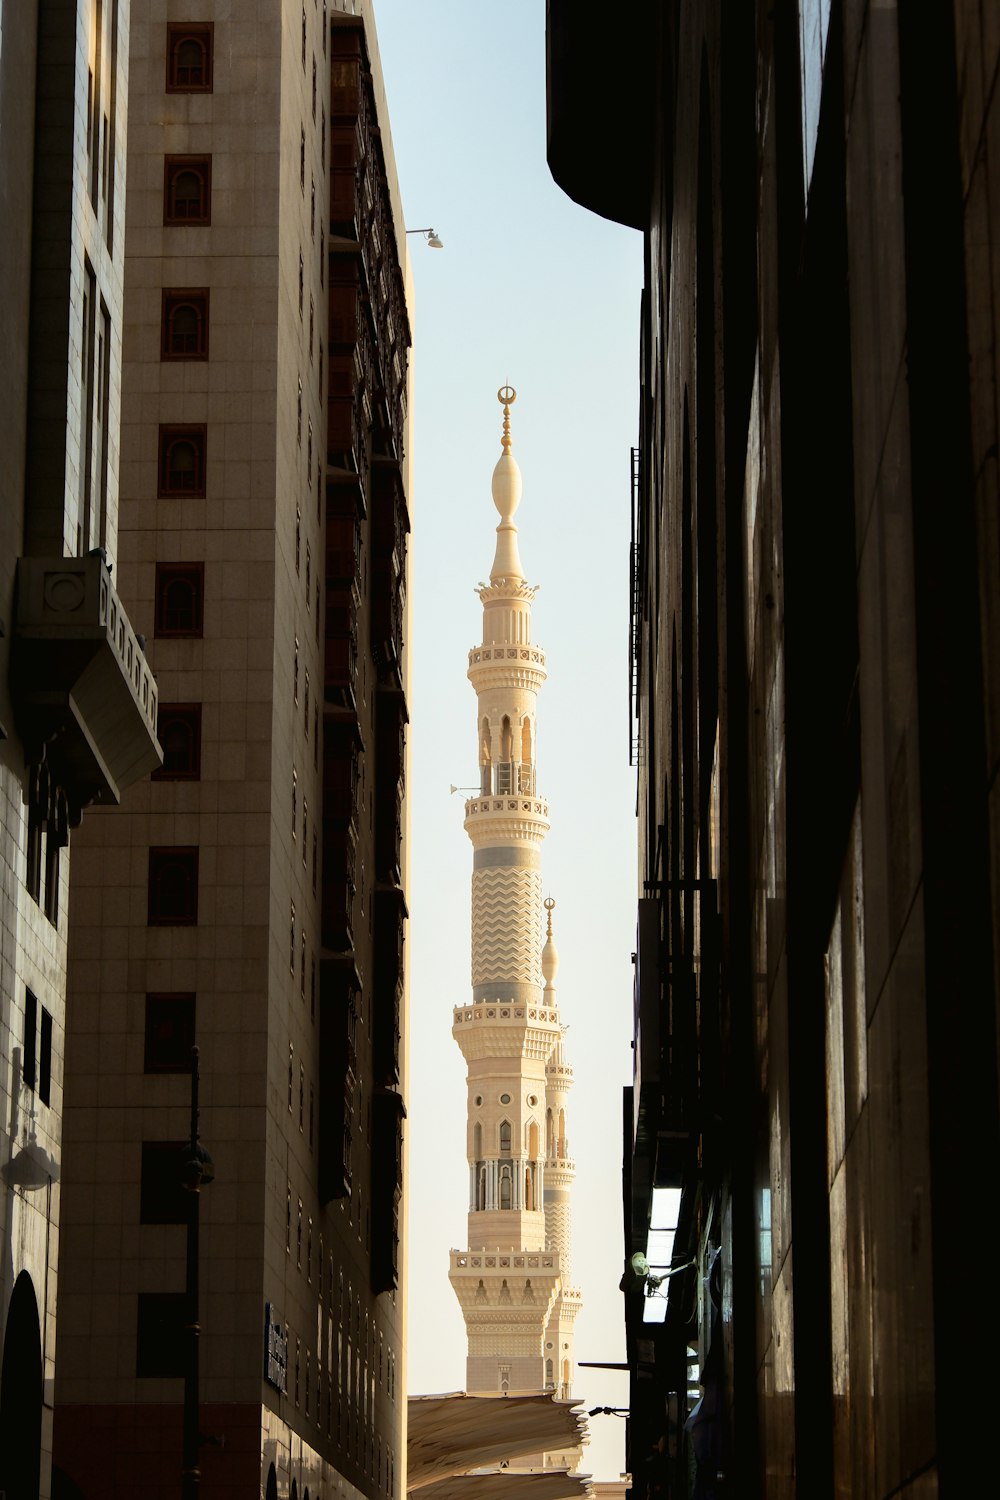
[264,1302,288,1394]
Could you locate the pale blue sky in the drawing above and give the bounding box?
[372,1,643,1480]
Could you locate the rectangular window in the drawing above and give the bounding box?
[144,994,196,1073]
[39,1008,53,1106]
[158,424,207,497]
[164,155,212,225]
[23,989,38,1090]
[44,836,60,927]
[148,847,199,925]
[137,1292,187,1377]
[140,1141,192,1224]
[161,289,209,360]
[166,23,214,91]
[153,704,202,780]
[154,563,204,638]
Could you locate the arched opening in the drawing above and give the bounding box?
[473,1122,482,1160]
[527,1121,539,1160]
[546,1107,554,1156]
[519,719,533,792]
[545,1358,554,1389]
[499,1120,511,1154]
[0,1271,43,1500]
[499,1166,512,1210]
[477,1166,486,1210]
[558,1109,566,1155]
[266,1465,279,1500]
[480,718,492,795]
[497,715,513,791]
[291,1480,299,1500]
[524,1168,533,1210]
[562,1359,570,1394]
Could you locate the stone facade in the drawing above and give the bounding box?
[51,4,411,1499]
[548,3,1000,1498]
[1,3,160,1497]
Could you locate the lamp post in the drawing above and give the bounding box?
[182,1046,214,1500]
[404,226,444,248]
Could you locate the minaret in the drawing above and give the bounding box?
[449,389,582,1411]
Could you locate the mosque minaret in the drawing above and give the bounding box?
[449,388,581,1416]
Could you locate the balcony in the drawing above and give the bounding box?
[12,555,162,812]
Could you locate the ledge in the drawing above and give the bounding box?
[13,556,162,811]
[545,0,655,231]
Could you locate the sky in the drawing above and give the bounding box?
[370,1,644,1482]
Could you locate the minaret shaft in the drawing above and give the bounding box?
[449,391,581,1409]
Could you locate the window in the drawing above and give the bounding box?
[23,989,38,1090]
[145,994,196,1073]
[137,1292,187,1377]
[153,704,202,780]
[140,1141,192,1224]
[148,847,199,925]
[154,563,204,638]
[164,156,211,225]
[158,425,207,497]
[39,1009,53,1106]
[166,24,213,91]
[161,290,209,360]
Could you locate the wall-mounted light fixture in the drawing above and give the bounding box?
[406,227,444,249]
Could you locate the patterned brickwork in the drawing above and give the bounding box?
[471,866,543,987]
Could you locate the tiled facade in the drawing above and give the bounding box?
[548,3,999,1498]
[1,2,160,1497]
[53,3,411,1499]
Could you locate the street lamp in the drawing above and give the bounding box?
[405,227,444,248]
[182,1046,214,1500]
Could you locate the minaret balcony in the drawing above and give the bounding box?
[463,797,550,848]
[467,645,547,693]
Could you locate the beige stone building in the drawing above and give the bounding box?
[448,393,580,1475]
[51,3,411,1499]
[1,1,161,1496]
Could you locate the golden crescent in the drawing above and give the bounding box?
[497,384,517,406]
[543,896,556,912]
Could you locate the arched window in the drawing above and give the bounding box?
[527,1121,539,1160]
[499,1120,511,1154]
[524,1168,533,1210]
[477,1166,486,1210]
[545,1358,554,1389]
[558,1109,566,1155]
[160,432,205,495]
[501,715,513,760]
[156,565,204,638]
[473,1122,482,1160]
[499,1166,512,1209]
[167,29,213,91]
[481,718,492,795]
[162,291,209,359]
[546,1108,554,1156]
[164,158,211,224]
[519,718,534,792]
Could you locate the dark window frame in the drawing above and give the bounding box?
[158,424,207,498]
[166,24,214,93]
[144,993,197,1074]
[163,155,212,226]
[148,846,199,926]
[137,1291,188,1377]
[161,289,210,360]
[140,1140,193,1225]
[152,704,202,780]
[154,563,204,639]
